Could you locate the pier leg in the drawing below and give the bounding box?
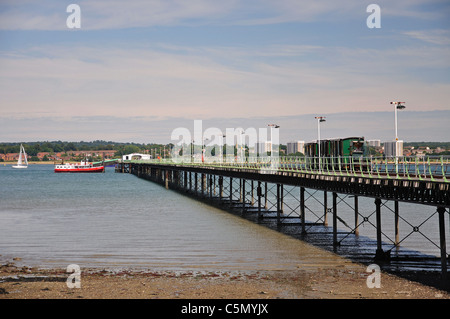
[280,184,284,216]
[201,173,206,196]
[354,196,359,236]
[251,180,254,206]
[374,198,389,261]
[333,192,338,247]
[165,170,169,189]
[277,184,281,225]
[242,179,246,214]
[229,177,233,205]
[438,207,448,280]
[257,181,262,220]
[264,182,268,210]
[209,175,213,199]
[195,173,198,194]
[189,172,192,192]
[301,187,306,234]
[324,191,328,226]
[394,201,399,246]
[219,176,223,201]
[239,179,243,203]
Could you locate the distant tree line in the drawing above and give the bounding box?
[0,141,174,157]
[1,141,449,158]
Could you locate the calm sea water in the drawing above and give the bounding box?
[0,164,447,272]
[0,164,340,272]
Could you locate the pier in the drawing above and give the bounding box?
[116,156,450,279]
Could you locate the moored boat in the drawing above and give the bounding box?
[12,144,28,169]
[54,159,104,173]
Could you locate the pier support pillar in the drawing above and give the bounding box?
[438,206,448,280]
[301,187,306,234]
[324,191,328,226]
[219,176,224,201]
[242,179,246,214]
[195,173,198,194]
[264,182,268,210]
[209,175,213,199]
[251,180,255,206]
[354,196,359,236]
[394,201,399,246]
[201,173,206,195]
[229,177,233,205]
[277,184,281,225]
[333,192,338,247]
[257,181,262,220]
[165,170,169,189]
[374,198,389,261]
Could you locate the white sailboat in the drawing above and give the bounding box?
[12,144,28,169]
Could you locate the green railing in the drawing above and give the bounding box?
[126,155,450,182]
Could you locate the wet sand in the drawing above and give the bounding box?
[1,260,449,300]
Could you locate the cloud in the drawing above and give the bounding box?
[1,42,449,123]
[1,110,449,143]
[1,0,448,30]
[404,29,450,45]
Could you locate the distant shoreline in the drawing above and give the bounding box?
[2,161,73,165]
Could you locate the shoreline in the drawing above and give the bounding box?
[1,259,449,299]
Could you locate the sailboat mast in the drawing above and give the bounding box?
[17,144,23,165]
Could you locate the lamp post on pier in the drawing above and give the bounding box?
[315,116,326,173]
[390,101,406,142]
[390,101,406,161]
[268,124,279,157]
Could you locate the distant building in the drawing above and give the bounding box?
[287,141,305,155]
[384,141,403,157]
[122,153,151,161]
[256,141,273,155]
[367,140,381,147]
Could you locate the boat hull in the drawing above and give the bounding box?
[54,166,105,173]
[12,165,28,169]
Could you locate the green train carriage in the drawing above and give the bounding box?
[305,137,366,158]
[304,137,367,170]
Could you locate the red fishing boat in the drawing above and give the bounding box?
[54,159,104,173]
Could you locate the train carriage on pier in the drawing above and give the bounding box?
[304,137,367,170]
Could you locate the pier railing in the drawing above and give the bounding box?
[126,155,450,182]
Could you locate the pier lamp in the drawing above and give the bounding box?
[268,124,280,156]
[315,117,326,173]
[220,134,226,162]
[390,101,406,142]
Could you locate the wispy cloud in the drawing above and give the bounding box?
[1,111,449,143]
[1,43,449,122]
[1,1,449,143]
[404,29,450,45]
[1,0,448,30]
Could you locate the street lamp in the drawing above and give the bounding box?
[268,124,280,156]
[315,116,326,173]
[390,101,406,141]
[220,134,226,162]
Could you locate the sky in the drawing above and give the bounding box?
[0,0,449,144]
